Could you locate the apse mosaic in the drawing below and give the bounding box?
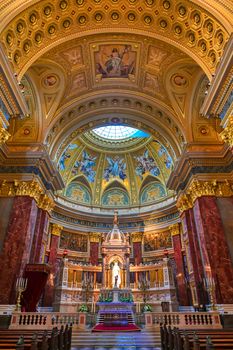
[103,156,127,182]
[102,189,129,207]
[71,151,97,183]
[144,230,172,252]
[60,231,88,253]
[58,143,78,171]
[141,182,166,204]
[95,44,136,78]
[135,150,160,180]
[65,182,91,204]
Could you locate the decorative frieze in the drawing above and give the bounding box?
[0,179,54,212]
[177,179,233,212]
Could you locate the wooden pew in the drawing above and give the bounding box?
[160,324,233,350]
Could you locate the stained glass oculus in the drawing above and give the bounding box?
[92,125,149,140]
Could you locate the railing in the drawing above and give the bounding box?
[150,312,222,329]
[10,312,80,330]
[9,311,222,330]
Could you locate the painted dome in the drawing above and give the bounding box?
[56,123,175,212]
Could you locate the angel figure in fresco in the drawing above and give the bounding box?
[72,150,97,182]
[135,150,160,180]
[103,156,127,181]
[58,144,78,171]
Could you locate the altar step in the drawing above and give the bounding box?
[71,330,161,349]
[97,313,135,325]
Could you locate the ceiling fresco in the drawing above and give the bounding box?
[56,125,174,208]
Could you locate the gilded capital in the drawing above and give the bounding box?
[51,223,63,236]
[220,116,233,147]
[131,232,143,243]
[0,179,54,212]
[89,232,101,243]
[169,223,180,236]
[177,179,233,213]
[0,127,10,144]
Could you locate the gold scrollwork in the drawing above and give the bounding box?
[89,232,101,242]
[131,232,143,242]
[220,116,233,147]
[177,179,233,213]
[51,223,63,236]
[169,223,180,236]
[0,127,10,144]
[0,179,54,212]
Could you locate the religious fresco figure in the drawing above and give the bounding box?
[135,149,160,180]
[103,156,127,181]
[95,44,136,78]
[58,143,78,171]
[72,150,97,182]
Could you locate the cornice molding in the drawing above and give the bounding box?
[167,143,233,192]
[177,179,233,213]
[0,143,64,191]
[0,179,54,212]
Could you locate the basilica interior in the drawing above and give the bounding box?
[0,0,233,346]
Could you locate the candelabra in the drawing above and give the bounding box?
[204,276,216,311]
[15,277,28,312]
[138,277,150,304]
[82,275,94,304]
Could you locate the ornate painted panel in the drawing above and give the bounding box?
[71,150,97,182]
[103,156,127,181]
[141,182,166,204]
[144,230,172,252]
[58,143,78,171]
[60,231,88,252]
[102,189,129,207]
[65,182,91,204]
[135,150,160,180]
[94,44,136,78]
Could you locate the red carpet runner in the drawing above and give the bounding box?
[92,324,141,332]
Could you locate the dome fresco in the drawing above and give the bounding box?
[56,125,174,209]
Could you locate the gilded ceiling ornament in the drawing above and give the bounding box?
[163,1,170,10]
[35,32,43,44]
[160,20,167,29]
[29,13,37,25]
[169,223,180,236]
[0,127,10,144]
[51,223,63,236]
[178,6,186,16]
[44,6,52,16]
[220,116,233,147]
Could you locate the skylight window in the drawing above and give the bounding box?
[92,125,149,140]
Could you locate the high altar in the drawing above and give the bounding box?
[54,211,177,316]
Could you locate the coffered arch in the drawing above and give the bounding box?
[0,0,230,79]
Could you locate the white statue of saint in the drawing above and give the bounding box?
[112,261,121,288]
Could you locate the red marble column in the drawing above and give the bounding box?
[43,224,62,307]
[193,196,233,303]
[0,196,38,304]
[90,242,99,265]
[181,209,207,305]
[133,242,142,265]
[30,209,49,263]
[170,224,189,306]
